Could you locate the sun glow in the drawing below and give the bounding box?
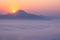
[12,10,16,13]
[9,6,19,13]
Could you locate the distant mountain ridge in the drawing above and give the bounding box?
[0,10,49,20]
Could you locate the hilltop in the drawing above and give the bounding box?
[0,10,48,20]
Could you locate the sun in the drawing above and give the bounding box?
[12,10,16,13]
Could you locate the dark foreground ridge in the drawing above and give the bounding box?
[0,10,49,20]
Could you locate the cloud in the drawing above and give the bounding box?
[0,25,60,40]
[0,20,60,40]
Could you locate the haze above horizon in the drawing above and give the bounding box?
[0,0,60,16]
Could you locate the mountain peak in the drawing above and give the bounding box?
[15,10,28,16]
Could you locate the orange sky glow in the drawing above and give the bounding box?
[0,0,60,15]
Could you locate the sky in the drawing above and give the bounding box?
[0,0,60,16]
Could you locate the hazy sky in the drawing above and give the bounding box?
[0,0,60,16]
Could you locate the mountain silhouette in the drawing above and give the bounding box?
[15,10,28,16]
[0,10,48,20]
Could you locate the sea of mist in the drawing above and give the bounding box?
[0,19,60,40]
